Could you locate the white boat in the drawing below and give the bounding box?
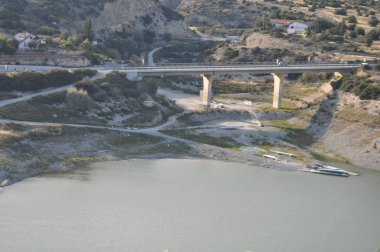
[302,163,359,177]
[310,168,350,177]
[300,167,349,177]
[314,163,359,176]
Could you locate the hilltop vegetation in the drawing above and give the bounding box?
[0,0,191,61]
[0,71,181,127]
[0,0,114,33]
[0,69,96,92]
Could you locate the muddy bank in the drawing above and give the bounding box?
[0,121,303,187]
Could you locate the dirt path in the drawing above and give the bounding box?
[188,27,226,42]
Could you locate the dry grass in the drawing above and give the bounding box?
[0,129,19,138]
[336,107,380,128]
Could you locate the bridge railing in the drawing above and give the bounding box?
[147,61,358,67]
[121,62,360,70]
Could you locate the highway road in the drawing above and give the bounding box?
[0,62,360,82]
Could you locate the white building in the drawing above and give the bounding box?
[14,32,46,50]
[287,22,308,34]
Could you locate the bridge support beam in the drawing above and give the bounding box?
[126,71,142,81]
[272,73,286,109]
[201,75,213,107]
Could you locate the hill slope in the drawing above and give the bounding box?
[0,0,191,42]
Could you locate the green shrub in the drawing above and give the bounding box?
[0,69,97,92]
[369,16,379,27]
[65,87,93,111]
[300,72,333,83]
[334,8,347,15]
[347,15,357,24]
[356,27,366,36]
[341,76,380,100]
[223,48,239,59]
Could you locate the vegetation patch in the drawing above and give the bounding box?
[0,69,97,92]
[0,71,181,127]
[153,41,219,63]
[340,76,380,100]
[336,107,380,127]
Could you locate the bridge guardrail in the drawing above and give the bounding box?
[154,61,346,67]
[120,62,360,71]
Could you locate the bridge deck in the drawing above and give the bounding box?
[118,63,360,77]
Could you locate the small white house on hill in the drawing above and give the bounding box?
[14,32,46,50]
[287,22,308,34]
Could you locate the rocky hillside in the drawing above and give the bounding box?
[0,0,192,42]
[177,0,262,28]
[93,0,192,40]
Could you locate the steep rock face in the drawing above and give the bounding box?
[0,0,191,43]
[93,0,192,40]
[177,0,261,28]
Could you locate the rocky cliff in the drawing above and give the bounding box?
[93,0,192,40]
[0,0,192,43]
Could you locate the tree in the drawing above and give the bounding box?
[308,18,336,34]
[334,8,347,15]
[366,36,373,47]
[350,31,357,38]
[356,27,366,36]
[347,15,357,24]
[369,16,379,27]
[81,18,95,42]
[255,16,272,30]
[0,34,17,54]
[368,29,380,40]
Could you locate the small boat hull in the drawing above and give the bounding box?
[310,169,349,177]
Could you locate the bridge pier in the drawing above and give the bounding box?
[201,75,213,107]
[126,71,142,81]
[272,73,286,109]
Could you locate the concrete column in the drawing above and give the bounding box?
[272,73,286,109]
[202,75,213,106]
[126,71,142,81]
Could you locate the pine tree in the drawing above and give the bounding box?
[81,18,95,42]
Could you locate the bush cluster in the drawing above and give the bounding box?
[73,71,158,103]
[300,72,334,83]
[0,69,97,92]
[341,76,380,100]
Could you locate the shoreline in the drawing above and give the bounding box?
[3,135,375,189]
[0,132,305,188]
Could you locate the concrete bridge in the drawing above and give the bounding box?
[0,62,360,109]
[120,62,360,109]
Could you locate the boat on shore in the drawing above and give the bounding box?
[301,163,359,177]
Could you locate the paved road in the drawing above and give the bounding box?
[148,47,163,66]
[118,63,359,79]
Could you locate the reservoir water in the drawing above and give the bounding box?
[0,159,380,252]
